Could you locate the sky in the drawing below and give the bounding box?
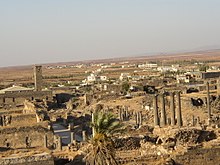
[0,0,220,67]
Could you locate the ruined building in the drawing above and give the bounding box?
[0,65,59,165]
[0,65,52,109]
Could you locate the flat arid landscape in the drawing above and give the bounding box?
[1,48,220,164]
[1,49,220,87]
[1,1,220,165]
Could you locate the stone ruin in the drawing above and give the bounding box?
[0,125,54,150]
[71,81,220,165]
[0,65,53,110]
[1,66,220,165]
[23,99,36,114]
[153,91,183,127]
[0,66,64,165]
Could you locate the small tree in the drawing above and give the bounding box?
[122,81,130,93]
[199,64,209,72]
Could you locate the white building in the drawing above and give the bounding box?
[138,63,158,69]
[119,73,131,81]
[87,73,107,82]
[87,73,96,82]
[157,66,178,72]
[100,76,107,81]
[176,75,190,83]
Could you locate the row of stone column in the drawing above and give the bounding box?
[135,112,142,126]
[206,81,211,119]
[119,107,129,121]
[69,130,87,144]
[118,107,143,127]
[154,91,183,127]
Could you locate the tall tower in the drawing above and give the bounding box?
[34,65,42,91]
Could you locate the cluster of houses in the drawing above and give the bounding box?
[43,61,220,91]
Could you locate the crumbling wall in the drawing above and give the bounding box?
[0,114,37,127]
[104,84,122,93]
[0,125,54,149]
[66,99,74,110]
[175,148,220,165]
[114,137,142,151]
[23,100,36,113]
[153,127,216,146]
[11,114,37,126]
[0,153,54,165]
[0,90,52,107]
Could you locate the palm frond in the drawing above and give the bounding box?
[84,111,123,165]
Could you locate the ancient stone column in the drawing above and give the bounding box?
[153,94,159,126]
[68,123,74,131]
[160,93,167,126]
[125,108,128,120]
[135,112,139,125]
[91,113,95,137]
[139,112,142,125]
[70,132,74,144]
[119,109,122,121]
[197,116,200,124]
[167,118,171,125]
[84,93,89,105]
[2,116,5,127]
[217,78,220,95]
[44,135,47,148]
[121,111,125,121]
[170,92,175,126]
[206,81,211,119]
[176,91,183,127]
[121,109,125,121]
[82,130,86,141]
[192,115,195,126]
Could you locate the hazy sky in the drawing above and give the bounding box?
[0,0,220,67]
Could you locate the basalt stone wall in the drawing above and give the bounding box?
[175,148,220,165]
[118,148,220,165]
[0,113,37,127]
[11,114,37,126]
[16,159,54,165]
[0,125,54,149]
[0,90,52,106]
[114,137,142,151]
[97,93,121,101]
[0,153,54,165]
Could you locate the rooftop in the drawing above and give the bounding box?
[0,85,33,94]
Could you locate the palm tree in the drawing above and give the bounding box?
[84,111,123,165]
